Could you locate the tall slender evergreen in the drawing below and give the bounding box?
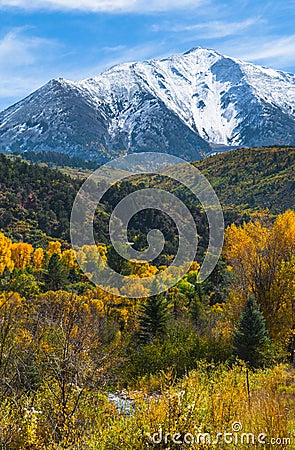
[233,296,270,368]
[138,294,170,344]
[45,253,67,291]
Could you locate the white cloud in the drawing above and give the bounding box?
[0,28,54,67]
[0,30,168,111]
[0,0,206,13]
[0,29,59,108]
[152,17,263,39]
[76,41,168,79]
[238,34,295,64]
[220,34,295,70]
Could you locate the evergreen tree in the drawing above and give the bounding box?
[138,294,170,344]
[233,296,270,368]
[44,253,67,291]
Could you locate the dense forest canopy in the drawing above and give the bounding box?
[0,147,294,246]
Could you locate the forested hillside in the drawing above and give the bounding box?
[197,147,295,213]
[0,147,294,248]
[0,154,80,244]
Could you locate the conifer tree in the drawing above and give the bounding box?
[233,296,270,368]
[139,294,170,344]
[45,253,67,291]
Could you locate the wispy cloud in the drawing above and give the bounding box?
[76,41,169,80]
[238,34,295,63]
[220,34,295,70]
[0,30,168,111]
[0,28,55,67]
[0,28,59,109]
[0,0,206,13]
[152,17,263,39]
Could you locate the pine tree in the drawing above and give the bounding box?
[138,294,170,344]
[233,296,270,368]
[45,253,67,291]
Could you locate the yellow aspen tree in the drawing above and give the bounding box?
[224,211,295,340]
[76,244,107,274]
[271,210,295,261]
[0,292,23,384]
[0,232,14,274]
[11,242,33,270]
[96,244,107,263]
[129,260,158,277]
[33,248,44,269]
[47,241,62,257]
[61,249,77,270]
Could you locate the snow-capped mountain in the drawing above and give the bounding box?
[1,46,295,162]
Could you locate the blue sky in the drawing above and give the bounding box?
[0,0,295,111]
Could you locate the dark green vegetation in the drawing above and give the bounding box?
[0,153,80,244]
[233,296,270,369]
[139,146,295,214]
[197,147,295,213]
[16,150,100,170]
[1,147,294,248]
[138,294,171,344]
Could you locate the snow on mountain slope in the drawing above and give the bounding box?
[1,46,295,162]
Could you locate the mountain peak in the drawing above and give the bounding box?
[183,46,221,56]
[1,47,295,162]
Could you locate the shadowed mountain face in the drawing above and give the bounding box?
[1,47,295,162]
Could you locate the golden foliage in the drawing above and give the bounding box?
[76,244,107,274]
[47,240,62,257]
[224,210,295,339]
[33,247,44,269]
[0,232,14,274]
[61,248,77,269]
[11,242,33,269]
